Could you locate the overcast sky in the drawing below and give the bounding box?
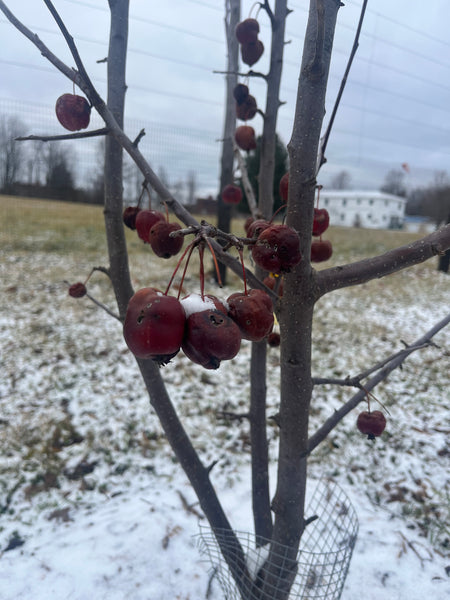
[1,0,450,196]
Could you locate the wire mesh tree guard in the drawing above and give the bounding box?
[197,479,358,600]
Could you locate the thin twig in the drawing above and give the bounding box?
[234,143,260,218]
[85,293,122,322]
[16,128,109,142]
[213,69,268,80]
[312,342,434,387]
[307,311,450,454]
[317,0,368,171]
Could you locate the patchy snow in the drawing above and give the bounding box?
[181,292,219,317]
[0,249,449,600]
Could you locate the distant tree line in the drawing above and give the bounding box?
[0,114,200,208]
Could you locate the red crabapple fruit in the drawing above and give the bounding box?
[55,94,91,131]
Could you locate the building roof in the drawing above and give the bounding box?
[320,190,407,203]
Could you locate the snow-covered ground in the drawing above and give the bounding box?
[0,249,449,599]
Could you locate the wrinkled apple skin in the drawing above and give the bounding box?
[221,184,242,205]
[182,309,241,369]
[227,289,274,342]
[252,224,301,274]
[55,94,91,131]
[135,210,165,243]
[311,239,333,263]
[149,221,184,258]
[357,410,387,439]
[312,208,330,236]
[123,289,185,362]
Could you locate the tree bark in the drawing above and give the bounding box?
[250,0,289,546]
[104,0,133,318]
[259,2,341,597]
[216,0,240,285]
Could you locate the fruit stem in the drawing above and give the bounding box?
[164,239,196,296]
[176,242,196,300]
[163,201,170,223]
[269,203,287,224]
[198,243,206,299]
[362,387,391,416]
[83,267,94,286]
[144,181,152,209]
[316,184,323,209]
[136,184,146,210]
[238,248,248,295]
[205,238,223,288]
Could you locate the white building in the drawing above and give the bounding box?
[319,190,407,229]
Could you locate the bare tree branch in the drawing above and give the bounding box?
[234,143,259,218]
[85,293,121,322]
[16,128,109,142]
[315,224,450,298]
[313,341,434,387]
[307,311,450,454]
[317,0,368,171]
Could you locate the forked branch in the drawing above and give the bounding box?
[307,311,450,453]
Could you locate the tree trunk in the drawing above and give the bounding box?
[104,0,133,318]
[250,0,289,547]
[216,0,240,285]
[258,2,341,597]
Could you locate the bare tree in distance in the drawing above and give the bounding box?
[0,114,27,192]
[330,169,351,190]
[1,1,450,599]
[380,168,407,197]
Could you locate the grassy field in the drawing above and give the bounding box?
[0,193,433,264]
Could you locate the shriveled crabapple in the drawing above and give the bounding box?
[246,218,270,238]
[149,221,184,259]
[241,39,264,66]
[251,224,301,274]
[236,94,258,121]
[135,209,165,243]
[312,208,330,237]
[181,294,241,370]
[55,93,91,131]
[221,184,243,205]
[68,282,87,298]
[233,83,250,105]
[235,125,256,151]
[235,18,260,44]
[310,239,333,263]
[356,410,387,440]
[122,206,141,230]
[227,289,274,342]
[123,288,185,365]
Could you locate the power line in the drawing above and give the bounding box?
[0,59,223,107]
[61,0,223,45]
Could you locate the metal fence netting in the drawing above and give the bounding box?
[197,479,358,600]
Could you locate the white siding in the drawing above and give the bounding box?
[320,191,406,230]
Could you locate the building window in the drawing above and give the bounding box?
[369,198,374,205]
[357,198,361,204]
[340,213,345,221]
[323,198,328,206]
[342,198,347,206]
